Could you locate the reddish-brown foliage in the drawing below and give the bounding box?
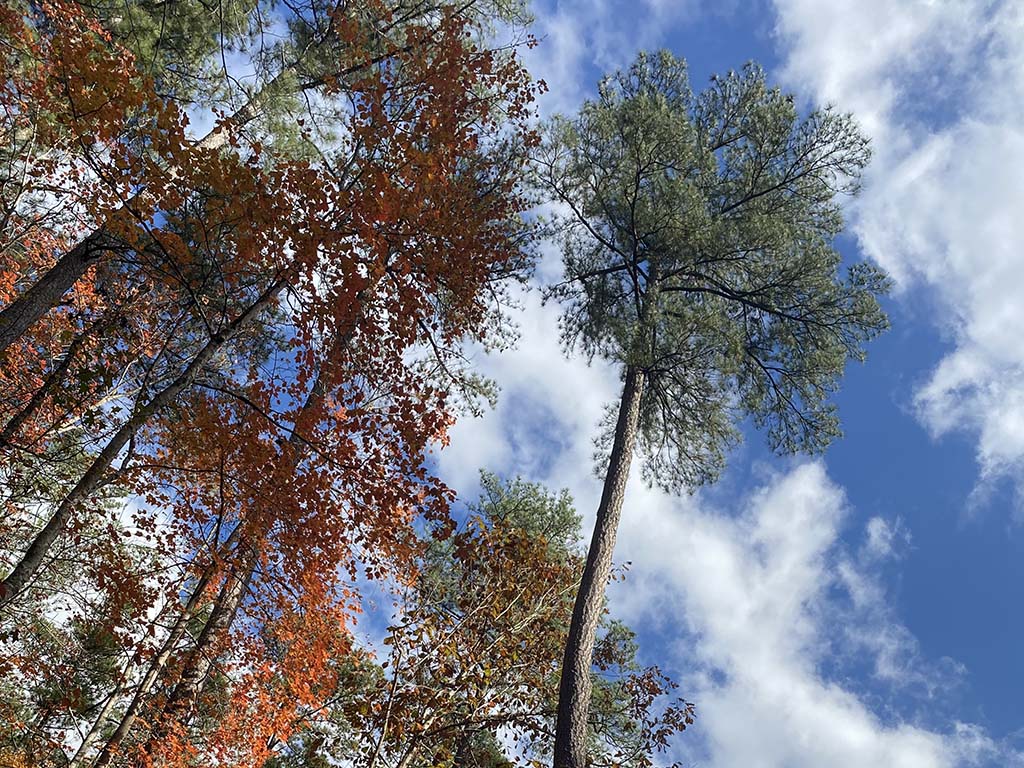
[0,1,542,764]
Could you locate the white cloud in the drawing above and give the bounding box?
[774,0,987,140]
[833,517,957,694]
[862,515,908,561]
[774,0,1024,496]
[614,463,1022,768]
[438,285,618,510]
[523,0,700,114]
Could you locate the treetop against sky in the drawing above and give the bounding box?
[445,1,1024,766]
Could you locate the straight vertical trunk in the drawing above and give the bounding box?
[0,280,285,610]
[553,365,645,768]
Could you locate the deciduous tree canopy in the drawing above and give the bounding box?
[0,1,544,765]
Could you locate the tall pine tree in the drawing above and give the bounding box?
[535,50,889,768]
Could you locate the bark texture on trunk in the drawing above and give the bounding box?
[553,365,645,768]
[158,547,257,728]
[0,78,272,360]
[0,280,285,610]
[0,231,113,356]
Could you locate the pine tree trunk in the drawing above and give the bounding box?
[0,75,278,359]
[553,365,644,768]
[154,546,257,732]
[0,280,285,610]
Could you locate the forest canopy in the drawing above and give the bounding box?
[0,3,884,768]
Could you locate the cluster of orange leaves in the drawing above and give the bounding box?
[0,0,544,764]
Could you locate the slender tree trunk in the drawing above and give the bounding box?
[394,739,423,768]
[553,365,645,768]
[154,546,258,732]
[0,231,115,356]
[69,678,127,768]
[89,526,243,768]
[0,74,279,359]
[0,279,286,610]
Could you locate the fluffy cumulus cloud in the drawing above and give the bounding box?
[437,288,619,502]
[774,0,1024,496]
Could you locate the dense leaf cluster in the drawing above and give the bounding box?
[539,50,889,490]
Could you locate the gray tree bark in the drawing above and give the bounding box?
[0,231,115,356]
[553,365,644,768]
[0,79,271,359]
[0,279,285,610]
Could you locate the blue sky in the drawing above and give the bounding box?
[431,1,1024,765]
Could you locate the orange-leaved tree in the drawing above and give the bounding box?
[0,0,543,765]
[0,0,533,355]
[260,474,695,768]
